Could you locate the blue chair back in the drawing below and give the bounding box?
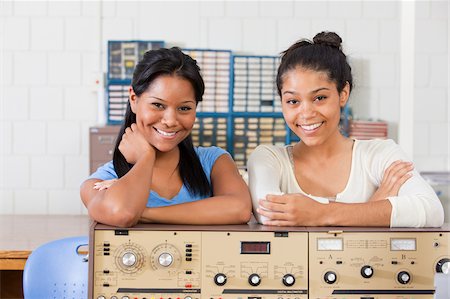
[23,236,88,299]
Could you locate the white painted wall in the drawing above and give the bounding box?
[413,0,449,170]
[0,0,448,215]
[398,1,415,158]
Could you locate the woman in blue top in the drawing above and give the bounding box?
[81,47,252,227]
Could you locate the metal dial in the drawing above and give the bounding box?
[121,252,137,267]
[436,258,450,275]
[214,273,227,286]
[114,243,146,274]
[324,271,337,284]
[361,265,374,278]
[150,243,181,271]
[248,273,261,286]
[282,274,296,286]
[397,271,411,284]
[158,252,173,267]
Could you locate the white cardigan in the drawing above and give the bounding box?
[247,139,444,228]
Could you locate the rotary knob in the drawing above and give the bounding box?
[158,252,173,267]
[248,273,261,286]
[121,252,136,267]
[214,273,227,286]
[361,265,374,278]
[282,274,296,286]
[397,271,411,284]
[324,271,337,284]
[436,258,450,275]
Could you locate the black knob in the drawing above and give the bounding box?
[361,265,374,278]
[324,271,337,284]
[436,258,450,275]
[214,273,227,286]
[248,273,261,286]
[282,274,296,286]
[397,271,411,284]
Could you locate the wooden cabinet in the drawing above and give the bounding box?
[89,126,120,174]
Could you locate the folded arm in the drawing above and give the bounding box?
[258,193,392,226]
[386,172,444,227]
[248,142,444,228]
[255,159,443,228]
[80,151,155,227]
[369,140,444,228]
[140,154,252,225]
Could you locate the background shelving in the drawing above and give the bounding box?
[105,41,307,167]
[107,41,165,124]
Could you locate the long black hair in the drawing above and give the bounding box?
[276,31,353,96]
[112,47,212,197]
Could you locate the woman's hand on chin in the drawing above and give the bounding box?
[119,123,156,164]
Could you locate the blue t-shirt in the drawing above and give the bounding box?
[88,146,229,207]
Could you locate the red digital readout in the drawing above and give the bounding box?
[240,241,270,254]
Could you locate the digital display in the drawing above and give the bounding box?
[240,241,270,254]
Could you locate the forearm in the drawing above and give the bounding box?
[247,147,285,224]
[321,200,392,227]
[140,195,252,225]
[86,152,155,226]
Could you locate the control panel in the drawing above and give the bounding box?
[201,231,308,299]
[92,229,202,299]
[89,224,450,299]
[309,228,450,299]
[90,224,308,299]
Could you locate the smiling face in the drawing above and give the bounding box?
[129,74,197,153]
[281,67,349,147]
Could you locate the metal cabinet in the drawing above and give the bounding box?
[89,126,120,174]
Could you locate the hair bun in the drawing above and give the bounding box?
[313,31,342,50]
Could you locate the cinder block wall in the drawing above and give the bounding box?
[0,1,448,215]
